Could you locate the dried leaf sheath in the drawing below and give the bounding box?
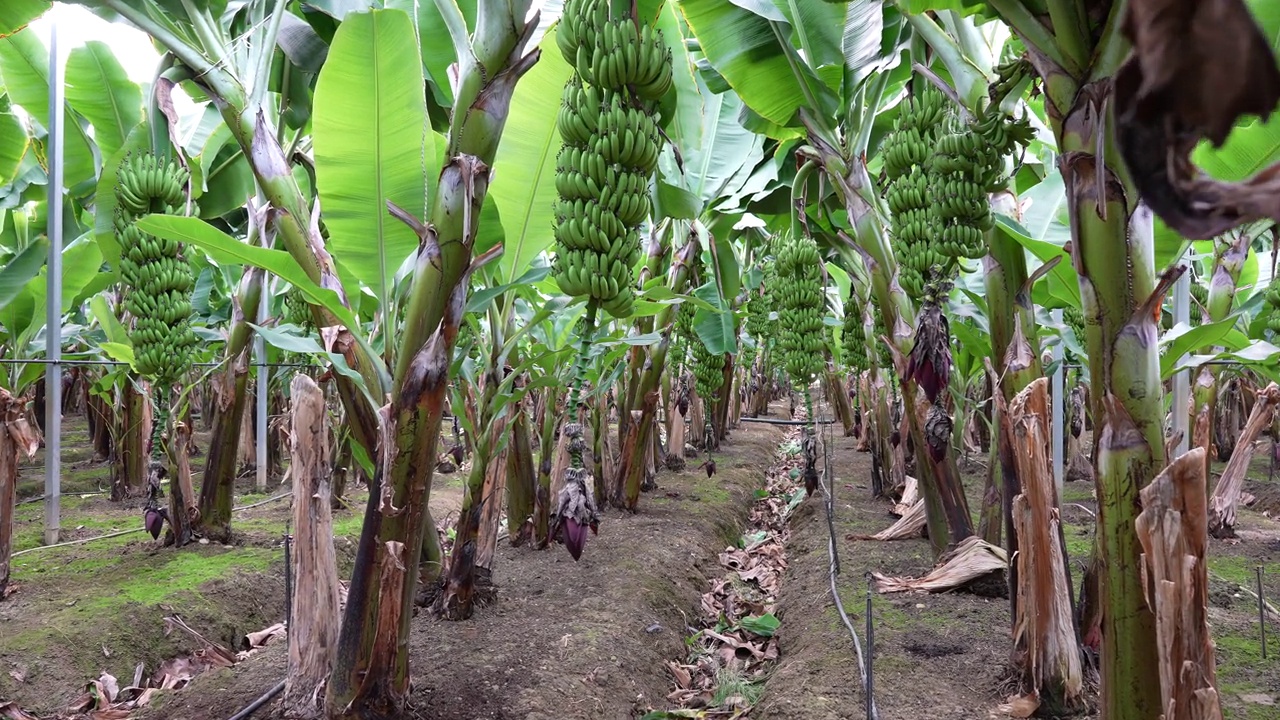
[1136,448,1222,720]
[1008,379,1084,709]
[284,375,341,720]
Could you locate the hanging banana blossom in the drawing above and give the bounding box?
[549,423,600,561]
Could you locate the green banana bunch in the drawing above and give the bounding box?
[284,285,312,329]
[774,234,826,386]
[930,127,993,264]
[989,57,1033,105]
[1188,280,1209,326]
[843,294,868,373]
[692,337,725,402]
[1063,305,1085,341]
[551,0,672,320]
[115,152,198,385]
[743,277,772,369]
[1265,277,1280,333]
[870,304,892,370]
[559,0,673,101]
[881,87,948,302]
[970,103,1036,192]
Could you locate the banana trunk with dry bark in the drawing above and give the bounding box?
[326,11,538,710]
[613,234,700,510]
[1208,383,1279,537]
[284,375,340,720]
[1,391,40,599]
[1007,378,1084,713]
[1135,448,1222,720]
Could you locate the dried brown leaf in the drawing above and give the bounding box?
[1116,0,1280,238]
[668,660,692,689]
[244,622,286,649]
[999,692,1040,718]
[0,702,39,720]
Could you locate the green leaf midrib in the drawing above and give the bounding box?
[373,14,388,312]
[511,117,557,284]
[87,44,129,152]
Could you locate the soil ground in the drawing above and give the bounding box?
[2,408,788,719]
[2,404,1278,719]
[759,417,1280,720]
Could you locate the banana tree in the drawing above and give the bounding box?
[106,1,543,715]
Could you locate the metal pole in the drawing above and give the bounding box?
[1172,269,1191,457]
[1051,309,1064,495]
[1259,566,1268,660]
[256,280,268,492]
[43,20,65,546]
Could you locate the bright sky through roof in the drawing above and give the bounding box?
[26,3,197,117]
[28,4,163,84]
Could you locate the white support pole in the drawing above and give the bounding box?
[1051,309,1064,495]
[44,20,64,546]
[1172,268,1191,457]
[256,280,268,492]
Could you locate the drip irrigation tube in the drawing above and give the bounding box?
[740,416,837,426]
[816,402,879,720]
[226,679,285,720]
[11,491,293,558]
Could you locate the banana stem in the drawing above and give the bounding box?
[792,160,818,238]
[150,383,171,465]
[566,299,601,468]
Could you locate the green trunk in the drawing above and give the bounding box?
[439,373,500,619]
[1060,108,1163,720]
[533,385,561,548]
[820,155,972,556]
[617,234,700,510]
[506,406,537,545]
[1192,234,1249,486]
[327,9,538,713]
[196,268,264,542]
[984,218,1043,619]
[620,231,670,447]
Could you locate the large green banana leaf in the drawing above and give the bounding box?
[677,0,833,127]
[312,7,433,314]
[488,23,574,285]
[64,41,141,162]
[0,0,49,34]
[0,234,102,349]
[0,109,28,186]
[0,27,98,189]
[0,237,49,310]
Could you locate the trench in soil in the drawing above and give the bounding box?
[3,405,1278,719]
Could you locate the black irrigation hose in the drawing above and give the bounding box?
[226,679,285,720]
[815,397,879,720]
[741,416,838,426]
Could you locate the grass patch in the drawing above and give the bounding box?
[711,668,764,707]
[114,548,275,605]
[1059,482,1095,504]
[1062,522,1093,559]
[1209,554,1277,588]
